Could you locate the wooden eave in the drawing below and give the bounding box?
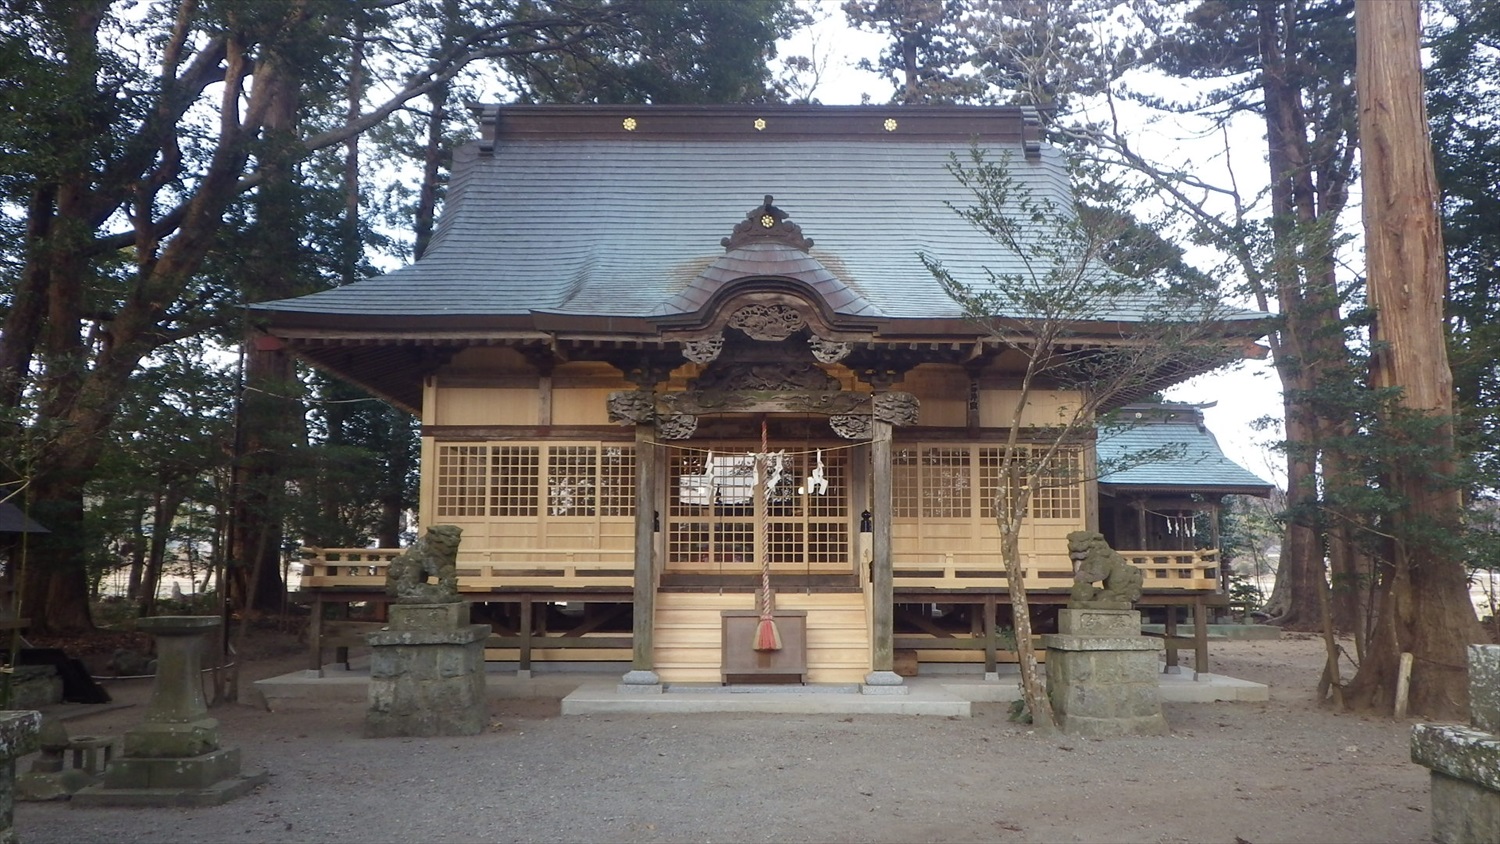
[471,103,1044,153]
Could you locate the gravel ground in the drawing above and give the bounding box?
[15,635,1437,844]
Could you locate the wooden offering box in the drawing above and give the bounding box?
[720,610,808,684]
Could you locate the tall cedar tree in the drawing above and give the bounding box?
[1347,0,1479,719]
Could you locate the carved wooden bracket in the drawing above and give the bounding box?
[874,391,921,426]
[681,334,724,364]
[657,414,698,440]
[607,390,656,425]
[829,414,872,440]
[808,336,852,363]
[828,391,920,440]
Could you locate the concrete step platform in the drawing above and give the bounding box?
[253,663,1268,713]
[561,679,970,716]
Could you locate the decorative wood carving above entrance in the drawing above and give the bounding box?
[662,390,871,417]
[691,360,839,393]
[727,303,806,341]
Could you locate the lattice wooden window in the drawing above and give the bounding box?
[547,446,598,516]
[892,448,919,518]
[665,446,848,570]
[1031,447,1082,519]
[805,522,848,567]
[668,520,710,566]
[489,446,539,517]
[599,446,636,517]
[979,445,1082,520]
[921,447,971,518]
[435,445,489,517]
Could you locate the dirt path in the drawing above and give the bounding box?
[14,634,1437,844]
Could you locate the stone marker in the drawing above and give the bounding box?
[1411,644,1500,843]
[365,525,489,737]
[72,616,266,807]
[0,710,40,843]
[1041,531,1167,738]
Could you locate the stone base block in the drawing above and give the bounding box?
[71,769,267,808]
[388,601,467,631]
[1058,608,1141,637]
[1430,771,1500,844]
[122,717,219,758]
[100,746,244,791]
[1056,711,1169,739]
[1045,634,1167,737]
[365,627,489,738]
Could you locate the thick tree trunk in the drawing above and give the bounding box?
[1344,0,1479,720]
[227,337,292,615]
[19,473,95,635]
[1264,408,1324,630]
[1254,0,1360,636]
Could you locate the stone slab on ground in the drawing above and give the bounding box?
[70,769,266,808]
[560,679,970,717]
[1140,623,1282,640]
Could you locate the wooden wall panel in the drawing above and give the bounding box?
[434,387,538,426]
[905,365,969,428]
[654,592,870,683]
[978,389,1083,428]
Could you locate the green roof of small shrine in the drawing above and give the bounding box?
[1097,404,1274,496]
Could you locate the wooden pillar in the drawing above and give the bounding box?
[307,594,325,675]
[1163,603,1179,673]
[983,594,999,675]
[519,596,534,674]
[868,419,897,680]
[1193,595,1209,681]
[626,423,659,681]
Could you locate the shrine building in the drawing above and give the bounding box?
[250,105,1273,688]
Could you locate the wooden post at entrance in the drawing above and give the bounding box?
[623,423,661,688]
[866,418,902,689]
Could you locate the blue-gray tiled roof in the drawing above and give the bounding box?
[250,105,1268,326]
[1097,407,1273,494]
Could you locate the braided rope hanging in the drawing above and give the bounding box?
[752,419,782,651]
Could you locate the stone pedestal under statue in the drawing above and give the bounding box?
[0,710,40,842]
[73,616,266,807]
[1411,644,1500,843]
[1043,607,1167,738]
[366,526,488,738]
[365,602,489,737]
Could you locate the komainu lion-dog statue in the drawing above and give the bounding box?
[1066,530,1143,607]
[386,524,463,604]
